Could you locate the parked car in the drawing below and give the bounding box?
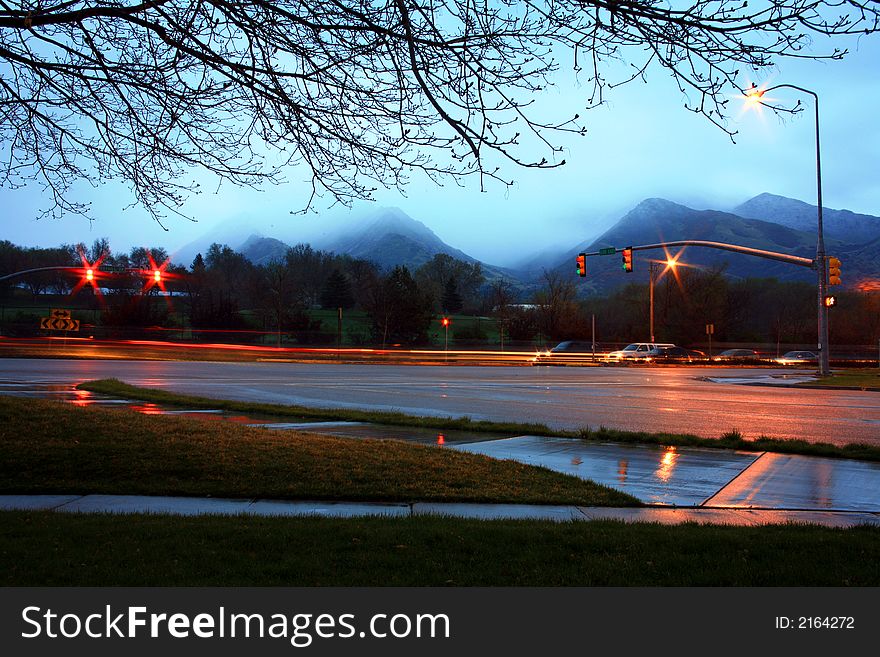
[646,346,707,363]
[713,348,762,362]
[605,343,675,362]
[775,350,818,365]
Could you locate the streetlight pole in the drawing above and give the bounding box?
[649,262,659,343]
[746,83,830,376]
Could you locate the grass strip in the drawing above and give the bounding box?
[0,395,635,506]
[801,369,880,390]
[78,378,880,462]
[2,511,879,586]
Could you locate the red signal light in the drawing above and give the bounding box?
[441,317,450,327]
[576,253,586,277]
[85,268,94,282]
[153,269,161,283]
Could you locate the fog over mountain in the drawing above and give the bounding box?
[176,193,878,295]
[734,193,880,244]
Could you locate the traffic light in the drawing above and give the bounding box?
[621,247,633,273]
[441,317,450,327]
[827,257,841,286]
[576,253,586,277]
[153,269,162,283]
[824,295,837,308]
[85,268,94,282]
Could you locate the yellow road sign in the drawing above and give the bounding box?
[40,317,80,331]
[50,309,72,319]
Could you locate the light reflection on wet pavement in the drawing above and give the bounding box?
[453,437,760,506]
[4,381,880,512]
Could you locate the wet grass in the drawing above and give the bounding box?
[0,395,635,506]
[78,379,880,462]
[802,369,880,390]
[2,511,879,586]
[77,378,581,435]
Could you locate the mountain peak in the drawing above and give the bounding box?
[361,207,436,241]
[735,193,880,243]
[322,207,475,270]
[238,234,289,266]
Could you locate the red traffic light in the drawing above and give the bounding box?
[576,253,586,277]
[621,247,633,273]
[85,268,94,282]
[153,269,162,283]
[441,317,450,327]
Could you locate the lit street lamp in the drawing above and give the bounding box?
[744,83,831,377]
[649,256,678,343]
[649,262,659,343]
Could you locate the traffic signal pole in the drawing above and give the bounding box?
[580,240,815,268]
[581,239,830,368]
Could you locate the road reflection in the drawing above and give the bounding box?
[654,447,679,482]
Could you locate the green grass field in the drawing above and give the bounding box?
[804,369,880,389]
[2,512,879,586]
[0,395,634,506]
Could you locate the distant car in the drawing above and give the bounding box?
[713,348,762,362]
[775,350,818,365]
[532,340,598,364]
[606,343,675,362]
[647,346,707,363]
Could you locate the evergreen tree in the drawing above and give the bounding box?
[365,266,433,345]
[441,276,463,314]
[320,268,355,309]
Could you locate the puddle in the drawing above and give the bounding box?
[701,374,817,386]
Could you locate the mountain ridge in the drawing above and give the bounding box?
[190,194,877,294]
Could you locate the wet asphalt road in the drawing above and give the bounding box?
[2,358,878,444]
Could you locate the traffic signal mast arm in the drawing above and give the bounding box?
[0,266,172,283]
[0,266,80,282]
[584,240,817,269]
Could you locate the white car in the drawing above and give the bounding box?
[606,343,675,361]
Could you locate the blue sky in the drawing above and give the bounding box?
[3,31,879,268]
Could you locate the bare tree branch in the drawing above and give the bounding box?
[0,1,877,221]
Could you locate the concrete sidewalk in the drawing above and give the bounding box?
[2,494,879,528]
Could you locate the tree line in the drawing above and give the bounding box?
[499,267,880,348]
[3,239,878,347]
[0,239,486,346]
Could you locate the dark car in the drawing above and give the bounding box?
[713,348,762,362]
[647,346,707,363]
[532,340,598,364]
[776,350,818,364]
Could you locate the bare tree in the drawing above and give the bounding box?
[534,268,579,340]
[1,1,876,221]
